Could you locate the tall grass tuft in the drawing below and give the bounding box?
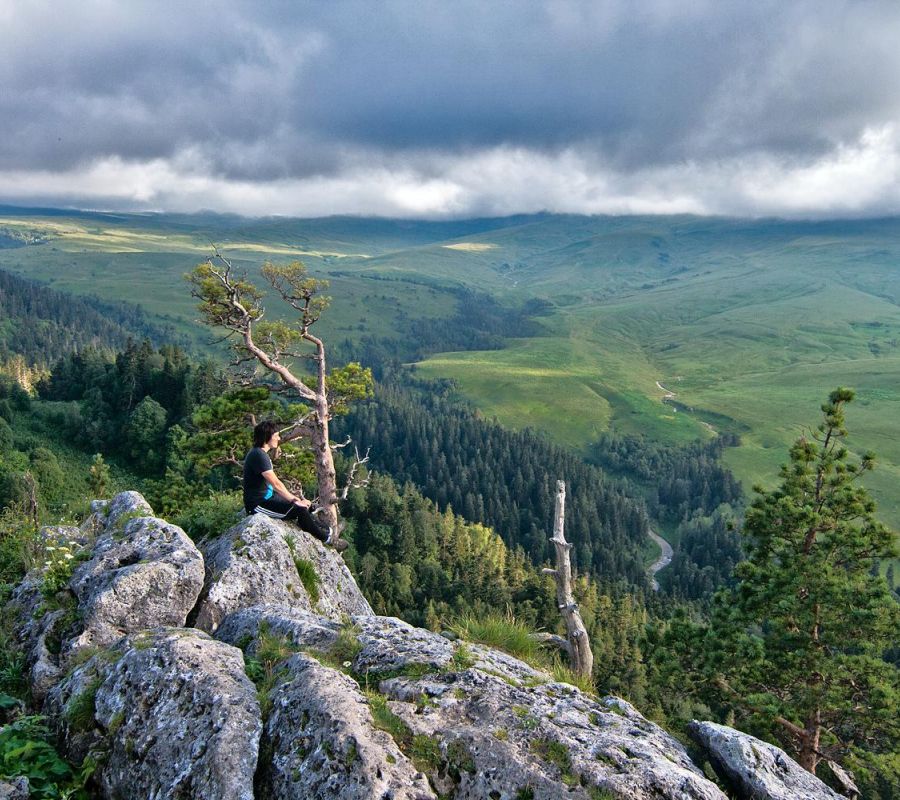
[448,610,541,664]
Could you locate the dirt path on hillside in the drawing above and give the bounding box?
[648,530,674,592]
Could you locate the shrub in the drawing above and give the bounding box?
[0,715,75,798]
[174,492,243,541]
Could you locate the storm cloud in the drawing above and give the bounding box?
[1,0,899,218]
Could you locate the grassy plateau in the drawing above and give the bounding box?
[2,208,899,531]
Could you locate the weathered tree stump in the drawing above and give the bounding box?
[541,480,593,679]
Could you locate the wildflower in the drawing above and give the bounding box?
[64,553,74,560]
[343,661,352,668]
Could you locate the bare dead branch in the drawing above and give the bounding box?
[339,446,371,501]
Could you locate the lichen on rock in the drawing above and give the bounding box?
[192,514,372,633]
[68,498,204,651]
[46,628,261,800]
[688,721,845,800]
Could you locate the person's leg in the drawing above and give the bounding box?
[289,504,331,542]
[253,497,330,542]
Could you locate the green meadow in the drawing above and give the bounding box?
[2,209,899,529]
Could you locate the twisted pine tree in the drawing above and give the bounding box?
[705,388,899,780]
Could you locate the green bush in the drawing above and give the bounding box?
[174,492,243,541]
[30,448,65,509]
[0,506,40,584]
[0,715,89,799]
[0,418,12,452]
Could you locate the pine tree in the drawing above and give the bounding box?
[707,388,899,777]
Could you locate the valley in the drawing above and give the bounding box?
[2,208,899,529]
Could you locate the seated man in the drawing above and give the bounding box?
[244,420,348,552]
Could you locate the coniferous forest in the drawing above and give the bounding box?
[0,271,897,798]
[0,267,183,368]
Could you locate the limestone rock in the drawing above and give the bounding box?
[0,777,29,800]
[216,604,342,653]
[193,514,371,633]
[100,490,153,530]
[68,510,204,650]
[258,652,436,800]
[377,669,727,800]
[3,572,70,702]
[47,628,261,800]
[351,615,456,675]
[688,721,844,800]
[468,641,552,684]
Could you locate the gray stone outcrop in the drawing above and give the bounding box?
[688,721,844,800]
[4,572,67,703]
[192,514,371,633]
[0,777,29,800]
[352,615,456,675]
[233,613,725,799]
[99,490,153,530]
[215,604,343,653]
[258,653,437,799]
[46,628,261,800]
[377,670,727,799]
[67,496,204,650]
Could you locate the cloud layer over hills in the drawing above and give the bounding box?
[2,1,899,218]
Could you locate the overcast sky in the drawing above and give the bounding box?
[1,0,899,219]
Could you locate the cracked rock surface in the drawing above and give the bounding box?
[68,501,204,650]
[193,515,371,633]
[688,721,844,800]
[47,628,261,800]
[258,653,436,800]
[215,604,343,653]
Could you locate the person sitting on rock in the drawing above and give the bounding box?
[243,420,348,552]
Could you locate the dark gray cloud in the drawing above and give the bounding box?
[1,0,899,216]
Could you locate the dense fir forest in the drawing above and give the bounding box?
[0,267,183,368]
[335,380,651,585]
[336,380,749,600]
[331,284,551,380]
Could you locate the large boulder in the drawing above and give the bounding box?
[378,670,727,799]
[67,495,204,650]
[46,628,261,800]
[231,613,724,799]
[258,653,437,799]
[688,721,844,800]
[192,514,371,633]
[216,604,343,653]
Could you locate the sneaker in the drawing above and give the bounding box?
[325,526,350,553]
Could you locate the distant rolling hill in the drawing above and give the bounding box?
[1,207,898,528]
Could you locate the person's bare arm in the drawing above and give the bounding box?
[261,469,308,506]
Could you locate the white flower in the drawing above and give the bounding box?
[64,553,74,560]
[343,661,352,668]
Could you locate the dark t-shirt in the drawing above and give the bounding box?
[243,447,273,511]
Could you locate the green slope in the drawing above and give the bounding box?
[2,208,899,529]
